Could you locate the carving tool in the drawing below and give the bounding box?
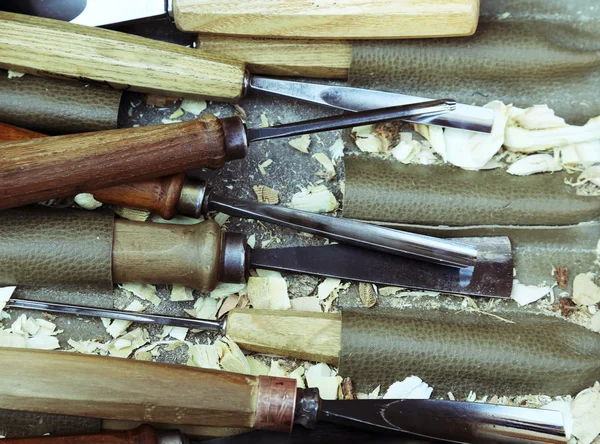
[0,12,494,133]
[0,122,476,268]
[0,211,513,297]
[0,348,566,443]
[1,0,480,39]
[0,99,453,211]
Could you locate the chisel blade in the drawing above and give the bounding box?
[250,237,513,298]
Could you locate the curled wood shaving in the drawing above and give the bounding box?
[0,286,16,319]
[312,153,336,180]
[317,278,342,300]
[181,99,207,115]
[573,274,600,306]
[305,363,342,400]
[571,383,600,444]
[74,193,102,210]
[289,185,339,213]
[217,336,252,375]
[510,280,551,306]
[383,376,433,399]
[210,283,246,300]
[253,185,280,204]
[217,294,241,318]
[107,328,149,358]
[185,297,219,320]
[247,276,290,310]
[119,283,161,306]
[289,134,311,153]
[507,153,563,176]
[0,314,59,350]
[359,283,378,308]
[105,300,146,338]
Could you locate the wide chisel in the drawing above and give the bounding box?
[0,348,566,443]
[1,0,480,39]
[0,211,513,298]
[0,12,494,133]
[0,99,453,211]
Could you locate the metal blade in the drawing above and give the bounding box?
[247,100,455,142]
[6,299,225,333]
[1,0,168,26]
[209,193,477,268]
[319,399,566,444]
[249,76,494,134]
[250,237,513,298]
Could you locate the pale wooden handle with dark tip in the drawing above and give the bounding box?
[176,0,480,39]
[0,348,281,429]
[0,12,245,100]
[227,309,342,364]
[0,115,232,211]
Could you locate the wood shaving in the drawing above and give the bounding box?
[253,185,279,204]
[187,343,221,369]
[105,300,145,338]
[289,134,311,153]
[217,336,252,375]
[107,328,149,358]
[359,282,378,308]
[170,285,194,302]
[185,297,219,320]
[74,193,102,210]
[511,280,551,306]
[67,339,108,355]
[573,274,600,306]
[232,104,247,121]
[329,139,345,161]
[255,269,283,279]
[560,141,600,167]
[169,108,184,119]
[357,385,381,400]
[590,312,600,332]
[312,153,336,180]
[290,297,322,312]
[268,359,288,377]
[119,283,161,306]
[507,153,563,176]
[260,113,269,128]
[383,376,433,399]
[213,213,230,226]
[247,234,256,249]
[305,363,342,400]
[1,314,59,350]
[258,159,273,175]
[161,118,182,124]
[181,99,207,115]
[114,207,150,222]
[247,276,290,310]
[7,70,25,79]
[247,356,270,376]
[571,383,600,444]
[0,286,15,319]
[289,185,339,213]
[217,294,240,318]
[317,278,342,300]
[161,326,188,341]
[342,377,356,400]
[288,366,306,389]
[209,283,246,300]
[151,214,203,225]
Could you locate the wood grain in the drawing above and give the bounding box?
[0,12,245,100]
[227,309,342,364]
[0,348,260,428]
[175,0,479,39]
[0,121,46,141]
[0,115,229,210]
[197,35,351,79]
[112,219,224,292]
[0,425,158,444]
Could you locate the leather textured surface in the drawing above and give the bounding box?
[0,70,121,134]
[349,0,600,124]
[0,409,101,439]
[343,156,600,226]
[339,308,600,397]
[0,209,114,289]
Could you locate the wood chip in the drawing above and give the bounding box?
[0,286,16,319]
[507,153,563,176]
[217,294,240,318]
[289,134,311,153]
[213,212,230,226]
[209,283,246,300]
[253,185,280,204]
[359,282,378,308]
[187,343,221,369]
[260,113,269,128]
[170,285,194,302]
[181,99,207,115]
[114,207,150,222]
[571,383,600,444]
[383,376,433,399]
[217,336,252,375]
[573,274,600,306]
[290,297,322,312]
[107,328,149,358]
[312,152,336,180]
[119,283,161,306]
[74,193,102,210]
[289,185,339,213]
[247,276,290,310]
[258,159,273,175]
[185,297,219,320]
[329,139,345,161]
[247,356,270,376]
[169,108,184,119]
[105,300,145,338]
[510,280,551,306]
[305,363,342,400]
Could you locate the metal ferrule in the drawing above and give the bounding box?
[294,388,321,429]
[220,232,248,284]
[220,116,248,161]
[176,177,208,219]
[241,70,252,98]
[254,376,298,432]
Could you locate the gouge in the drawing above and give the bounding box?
[2,0,480,39]
[0,348,566,443]
[0,12,493,133]
[0,99,453,212]
[0,122,478,268]
[0,210,513,297]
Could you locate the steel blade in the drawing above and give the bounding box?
[249,76,494,133]
[250,237,513,298]
[318,399,566,444]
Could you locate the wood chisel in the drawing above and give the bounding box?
[0,211,513,297]
[0,121,476,268]
[0,348,566,443]
[0,12,494,133]
[1,0,481,39]
[0,99,453,211]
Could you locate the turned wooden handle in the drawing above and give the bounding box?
[0,425,159,444]
[0,12,245,100]
[227,309,342,364]
[0,115,246,210]
[0,348,296,431]
[0,123,187,219]
[197,35,352,79]
[175,0,479,39]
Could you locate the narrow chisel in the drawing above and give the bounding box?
[0,12,494,133]
[0,348,567,443]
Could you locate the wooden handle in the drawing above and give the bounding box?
[0,12,245,100]
[0,348,296,430]
[227,309,342,364]
[197,36,352,79]
[175,0,479,39]
[0,123,187,219]
[0,425,159,444]
[0,115,247,211]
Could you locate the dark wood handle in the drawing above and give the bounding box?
[0,115,245,211]
[0,425,158,444]
[0,123,186,219]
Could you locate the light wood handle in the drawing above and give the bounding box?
[226,309,342,364]
[0,12,245,100]
[0,348,294,430]
[197,35,352,79]
[0,115,245,211]
[0,425,158,444]
[175,0,479,39]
